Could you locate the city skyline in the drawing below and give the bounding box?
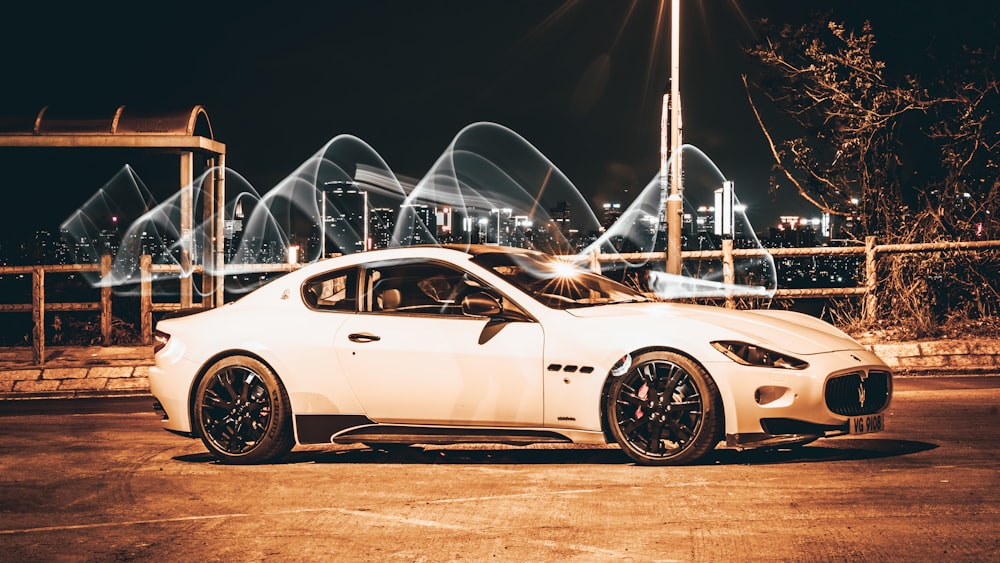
[1,192,862,317]
[0,156,843,250]
[2,186,839,262]
[3,182,852,295]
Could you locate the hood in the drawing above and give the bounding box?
[566,302,862,355]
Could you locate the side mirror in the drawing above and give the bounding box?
[461,291,502,317]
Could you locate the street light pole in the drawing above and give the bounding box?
[660,89,669,245]
[665,0,683,275]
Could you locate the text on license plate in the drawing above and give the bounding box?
[849,413,885,434]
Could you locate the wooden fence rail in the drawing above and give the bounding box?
[594,237,1000,310]
[2,237,998,365]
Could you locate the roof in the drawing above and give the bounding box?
[0,105,213,137]
[0,105,224,155]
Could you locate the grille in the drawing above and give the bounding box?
[825,370,891,416]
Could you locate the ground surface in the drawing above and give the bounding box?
[1,376,997,562]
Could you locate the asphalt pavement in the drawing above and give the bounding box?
[0,376,997,561]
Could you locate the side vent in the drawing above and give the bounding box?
[547,363,596,374]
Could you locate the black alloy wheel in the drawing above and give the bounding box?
[606,351,721,465]
[195,355,294,464]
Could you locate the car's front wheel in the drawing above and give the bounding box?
[605,351,721,465]
[194,355,294,464]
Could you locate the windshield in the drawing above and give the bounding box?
[472,251,650,310]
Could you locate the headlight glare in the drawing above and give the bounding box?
[711,341,809,370]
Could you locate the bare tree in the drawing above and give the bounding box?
[920,44,1000,241]
[745,15,1000,337]
[745,18,939,237]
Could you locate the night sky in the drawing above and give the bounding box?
[1,0,995,242]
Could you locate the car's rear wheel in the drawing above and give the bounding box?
[605,351,721,465]
[194,355,294,464]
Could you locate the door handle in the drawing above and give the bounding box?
[348,332,381,343]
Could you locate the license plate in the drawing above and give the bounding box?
[849,413,885,434]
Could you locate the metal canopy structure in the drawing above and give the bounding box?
[0,105,227,308]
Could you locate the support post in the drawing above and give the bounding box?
[100,254,112,345]
[32,266,44,365]
[864,236,878,323]
[665,0,683,276]
[141,254,153,345]
[722,238,735,309]
[715,181,736,308]
[666,194,683,274]
[202,160,216,301]
[215,153,227,308]
[590,248,601,274]
[180,151,194,309]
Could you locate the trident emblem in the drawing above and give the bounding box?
[858,381,867,410]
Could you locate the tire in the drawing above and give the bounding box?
[194,355,294,464]
[605,351,722,465]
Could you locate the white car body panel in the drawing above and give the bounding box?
[334,314,544,426]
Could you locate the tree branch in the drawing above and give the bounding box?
[742,74,847,216]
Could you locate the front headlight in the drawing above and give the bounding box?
[711,341,809,370]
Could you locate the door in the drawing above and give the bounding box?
[334,259,544,426]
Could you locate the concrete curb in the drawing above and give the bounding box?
[0,390,152,401]
[0,346,153,400]
[863,340,1000,374]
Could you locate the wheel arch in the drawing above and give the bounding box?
[599,345,726,445]
[187,349,286,439]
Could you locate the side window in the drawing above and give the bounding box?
[364,260,483,316]
[302,267,358,311]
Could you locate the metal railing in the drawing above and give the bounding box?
[2,237,998,365]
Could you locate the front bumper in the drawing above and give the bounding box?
[714,348,893,449]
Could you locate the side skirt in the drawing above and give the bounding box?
[294,414,574,446]
[295,414,375,444]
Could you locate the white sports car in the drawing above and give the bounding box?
[150,245,891,465]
